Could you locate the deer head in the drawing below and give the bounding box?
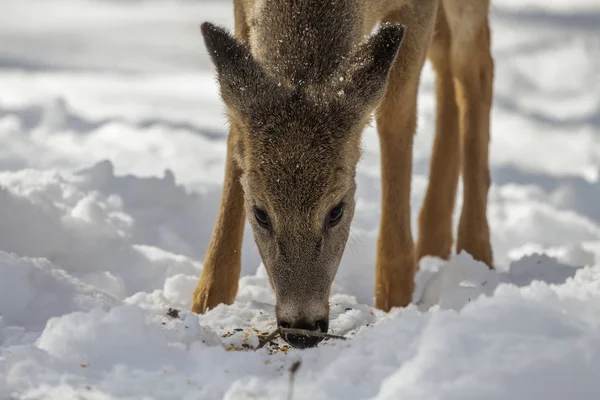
[201,21,404,348]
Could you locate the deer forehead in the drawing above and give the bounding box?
[245,152,353,214]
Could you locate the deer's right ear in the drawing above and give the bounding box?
[201,22,276,116]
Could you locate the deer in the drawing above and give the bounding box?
[191,0,494,348]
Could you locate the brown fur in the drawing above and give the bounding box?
[192,0,494,339]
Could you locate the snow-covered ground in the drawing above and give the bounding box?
[1,0,600,398]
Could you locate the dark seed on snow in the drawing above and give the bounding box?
[166,308,180,319]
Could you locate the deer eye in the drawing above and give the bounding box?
[253,207,270,229]
[325,202,344,230]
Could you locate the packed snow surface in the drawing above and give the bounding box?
[1,0,600,399]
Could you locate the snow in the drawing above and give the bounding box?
[1,0,600,398]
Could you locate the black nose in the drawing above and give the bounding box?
[278,319,329,349]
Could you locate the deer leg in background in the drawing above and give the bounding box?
[416,6,460,263]
[446,0,494,267]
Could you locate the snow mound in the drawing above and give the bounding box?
[0,251,118,332]
[2,258,599,399]
[0,162,205,298]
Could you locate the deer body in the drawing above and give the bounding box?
[193,0,494,348]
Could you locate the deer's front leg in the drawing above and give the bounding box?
[375,101,417,312]
[374,2,438,311]
[191,132,246,314]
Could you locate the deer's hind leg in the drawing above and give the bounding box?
[416,6,461,263]
[446,0,494,267]
[374,0,439,311]
[417,1,494,268]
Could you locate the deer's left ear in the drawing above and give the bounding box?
[342,23,405,109]
[201,22,282,116]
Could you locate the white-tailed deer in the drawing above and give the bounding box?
[192,0,494,348]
